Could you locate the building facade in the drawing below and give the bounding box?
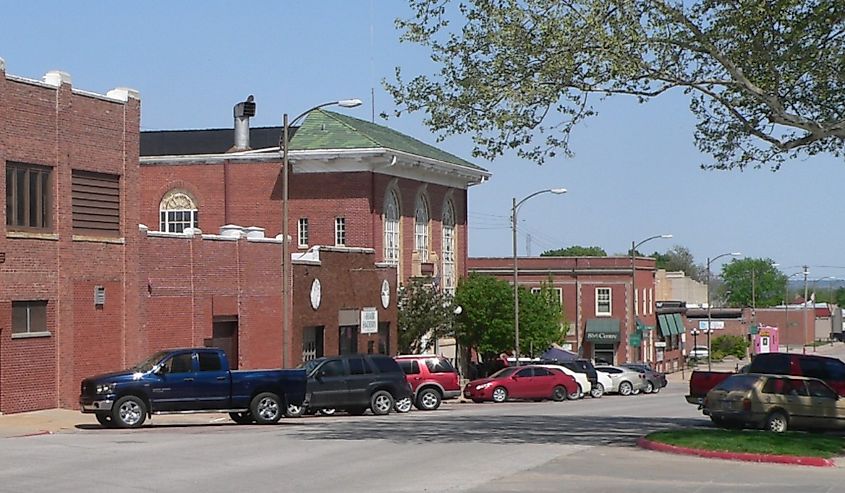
[467,256,658,365]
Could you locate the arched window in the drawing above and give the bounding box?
[441,199,456,293]
[159,190,198,233]
[383,189,400,266]
[415,193,430,262]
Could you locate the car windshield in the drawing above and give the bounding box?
[489,367,519,378]
[131,351,170,372]
[300,359,325,375]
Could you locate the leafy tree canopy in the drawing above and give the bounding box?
[453,274,565,356]
[387,0,845,170]
[398,279,458,353]
[541,245,607,256]
[652,245,704,281]
[720,258,786,308]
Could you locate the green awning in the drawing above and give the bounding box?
[666,314,680,335]
[585,319,620,342]
[671,313,686,335]
[657,314,672,337]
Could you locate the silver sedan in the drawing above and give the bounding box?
[595,365,649,396]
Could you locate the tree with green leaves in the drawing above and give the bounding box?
[720,258,786,308]
[833,287,845,308]
[387,0,845,170]
[397,279,458,353]
[453,273,565,358]
[652,245,703,281]
[541,245,607,257]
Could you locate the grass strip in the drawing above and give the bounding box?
[646,429,845,458]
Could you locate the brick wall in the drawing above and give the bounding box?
[0,65,140,413]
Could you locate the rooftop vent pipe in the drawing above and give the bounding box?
[232,95,256,151]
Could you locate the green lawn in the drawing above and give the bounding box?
[647,429,845,458]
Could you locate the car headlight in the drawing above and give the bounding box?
[475,383,492,390]
[96,383,116,394]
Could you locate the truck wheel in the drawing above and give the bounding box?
[370,390,394,415]
[318,408,337,416]
[229,412,254,424]
[394,397,413,413]
[111,396,147,428]
[250,392,283,424]
[285,403,305,418]
[95,413,114,428]
[415,388,442,411]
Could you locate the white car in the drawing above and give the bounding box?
[688,346,710,359]
[593,370,612,398]
[537,364,590,399]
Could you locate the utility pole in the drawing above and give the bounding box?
[803,265,809,353]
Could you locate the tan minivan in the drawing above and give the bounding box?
[704,373,845,432]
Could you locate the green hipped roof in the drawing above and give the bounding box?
[290,110,486,171]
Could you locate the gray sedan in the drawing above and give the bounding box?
[595,365,649,396]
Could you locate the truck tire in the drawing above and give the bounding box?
[285,403,305,418]
[95,413,114,428]
[229,412,254,424]
[250,392,283,424]
[415,388,442,411]
[370,390,394,415]
[111,395,147,428]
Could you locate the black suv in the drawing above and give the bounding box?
[289,354,412,416]
[557,359,599,390]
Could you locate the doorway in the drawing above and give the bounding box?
[206,317,239,369]
[302,326,325,362]
[339,325,358,355]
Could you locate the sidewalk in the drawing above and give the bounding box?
[0,408,230,438]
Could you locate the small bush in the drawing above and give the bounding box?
[710,334,748,360]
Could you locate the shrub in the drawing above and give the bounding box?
[710,334,748,360]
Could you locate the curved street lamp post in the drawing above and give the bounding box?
[629,234,671,363]
[280,99,362,366]
[705,252,742,371]
[512,188,567,365]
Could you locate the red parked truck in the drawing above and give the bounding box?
[685,352,845,407]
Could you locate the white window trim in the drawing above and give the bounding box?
[596,287,612,316]
[334,217,346,246]
[159,190,198,233]
[414,193,430,262]
[441,199,456,293]
[298,218,309,248]
[383,189,400,267]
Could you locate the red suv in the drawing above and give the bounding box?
[395,355,461,410]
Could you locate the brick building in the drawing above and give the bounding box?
[467,256,659,366]
[0,60,141,413]
[139,102,490,366]
[0,65,428,413]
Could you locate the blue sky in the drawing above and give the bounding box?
[2,1,842,279]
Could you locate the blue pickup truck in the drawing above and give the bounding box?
[79,348,306,428]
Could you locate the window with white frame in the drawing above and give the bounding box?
[159,190,198,233]
[415,193,430,262]
[634,289,638,316]
[298,218,309,248]
[642,288,647,316]
[383,189,400,266]
[531,287,563,306]
[648,288,653,314]
[596,287,611,316]
[334,217,346,246]
[441,199,456,293]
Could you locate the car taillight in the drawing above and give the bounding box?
[742,398,752,411]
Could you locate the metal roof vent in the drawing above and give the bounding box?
[232,95,256,151]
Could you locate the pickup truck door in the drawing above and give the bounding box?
[192,350,231,409]
[308,359,349,408]
[149,352,196,411]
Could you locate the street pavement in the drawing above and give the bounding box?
[2,354,845,493]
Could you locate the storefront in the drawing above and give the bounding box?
[585,319,620,364]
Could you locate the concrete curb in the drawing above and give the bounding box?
[636,437,836,467]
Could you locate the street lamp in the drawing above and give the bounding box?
[279,99,362,366]
[705,252,742,370]
[629,234,672,363]
[512,188,567,365]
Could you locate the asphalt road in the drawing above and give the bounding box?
[2,384,844,493]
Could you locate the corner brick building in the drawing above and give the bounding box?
[0,61,488,413]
